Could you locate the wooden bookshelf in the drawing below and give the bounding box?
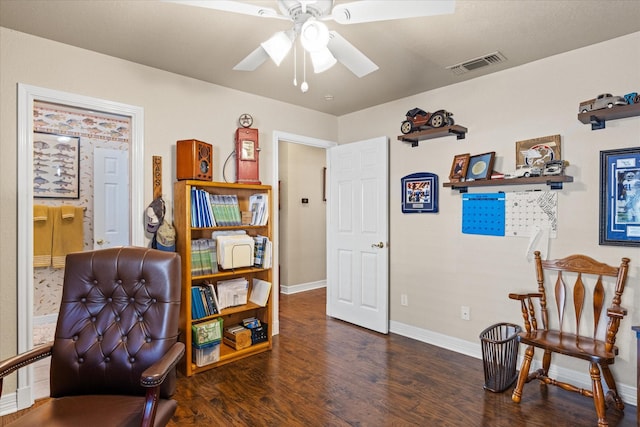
[174,180,273,376]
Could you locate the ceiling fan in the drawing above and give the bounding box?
[169,0,455,90]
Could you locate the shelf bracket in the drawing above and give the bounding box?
[548,181,564,190]
[589,115,605,130]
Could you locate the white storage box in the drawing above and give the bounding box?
[193,341,220,367]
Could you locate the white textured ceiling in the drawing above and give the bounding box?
[1,0,639,116]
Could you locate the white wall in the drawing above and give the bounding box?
[338,32,640,402]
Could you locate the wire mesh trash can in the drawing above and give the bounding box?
[479,322,521,392]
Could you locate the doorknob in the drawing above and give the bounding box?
[96,239,107,245]
[371,242,385,248]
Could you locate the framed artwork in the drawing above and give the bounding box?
[449,153,470,183]
[401,172,438,213]
[516,134,561,168]
[465,152,495,181]
[599,147,640,247]
[33,132,80,199]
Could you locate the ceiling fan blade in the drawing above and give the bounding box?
[327,31,378,78]
[330,0,455,24]
[162,0,285,20]
[233,46,270,71]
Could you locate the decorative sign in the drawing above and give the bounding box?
[33,132,80,199]
[401,172,438,213]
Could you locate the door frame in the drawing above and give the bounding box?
[270,130,337,336]
[16,84,145,409]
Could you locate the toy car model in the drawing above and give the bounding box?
[579,93,627,113]
[400,107,454,134]
[504,165,542,179]
[542,160,566,176]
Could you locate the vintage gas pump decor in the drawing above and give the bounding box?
[235,114,260,184]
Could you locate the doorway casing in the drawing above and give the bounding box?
[270,130,337,335]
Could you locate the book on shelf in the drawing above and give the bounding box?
[191,286,205,319]
[191,192,243,227]
[249,278,272,307]
[252,235,272,268]
[191,284,219,320]
[249,193,269,226]
[191,238,218,276]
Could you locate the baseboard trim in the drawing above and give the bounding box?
[389,320,636,406]
[280,280,326,295]
[0,392,17,417]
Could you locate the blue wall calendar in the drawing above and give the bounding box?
[462,193,505,236]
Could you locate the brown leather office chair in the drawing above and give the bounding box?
[509,251,630,427]
[0,247,185,427]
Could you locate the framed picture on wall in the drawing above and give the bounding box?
[465,152,495,181]
[599,147,640,247]
[515,134,561,168]
[449,153,470,183]
[401,172,438,213]
[33,132,80,199]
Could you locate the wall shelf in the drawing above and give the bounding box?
[397,125,468,147]
[578,103,640,130]
[443,175,573,193]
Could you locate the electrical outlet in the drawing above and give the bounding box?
[400,293,408,306]
[461,306,470,321]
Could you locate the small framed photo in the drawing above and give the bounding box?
[401,172,438,213]
[449,153,470,183]
[599,147,640,247]
[33,132,80,199]
[516,134,561,168]
[466,152,495,181]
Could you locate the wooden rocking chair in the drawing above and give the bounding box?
[509,251,630,427]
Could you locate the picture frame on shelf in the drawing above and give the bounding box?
[449,153,470,183]
[599,147,640,247]
[33,132,80,199]
[465,152,495,181]
[401,172,438,213]
[516,134,561,168]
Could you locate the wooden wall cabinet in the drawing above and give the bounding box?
[174,180,273,376]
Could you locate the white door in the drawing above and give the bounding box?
[326,136,389,333]
[94,147,129,248]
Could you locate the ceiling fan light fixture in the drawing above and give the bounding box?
[300,18,330,52]
[309,48,337,73]
[261,31,293,66]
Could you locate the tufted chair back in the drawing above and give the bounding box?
[50,246,181,399]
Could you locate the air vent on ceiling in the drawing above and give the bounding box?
[446,51,507,75]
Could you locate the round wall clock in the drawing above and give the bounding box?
[239,113,253,128]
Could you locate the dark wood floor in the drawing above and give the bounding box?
[2,288,636,426]
[168,288,636,426]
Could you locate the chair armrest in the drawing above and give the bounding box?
[0,342,53,397]
[509,292,543,301]
[607,305,628,318]
[140,342,185,388]
[0,342,53,380]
